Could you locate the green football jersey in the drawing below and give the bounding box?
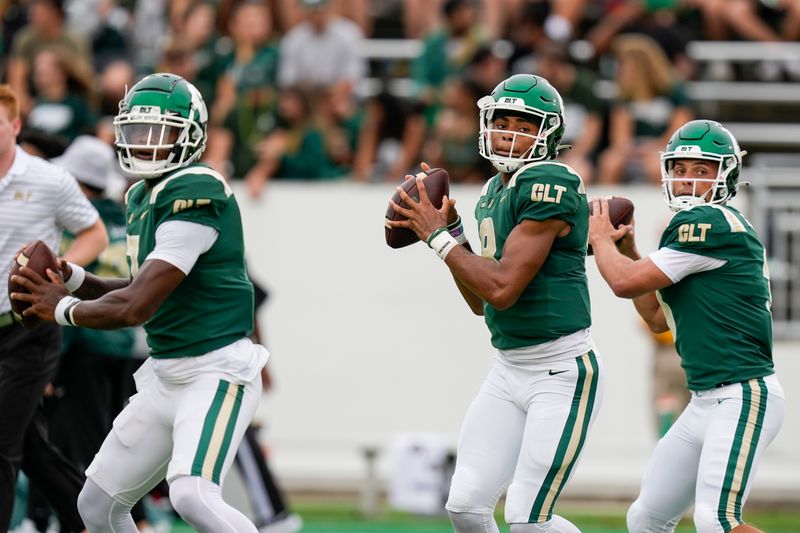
[657,204,774,391]
[124,164,254,358]
[475,161,591,350]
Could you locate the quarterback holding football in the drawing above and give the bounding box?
[11,73,268,532]
[588,120,784,533]
[388,74,603,533]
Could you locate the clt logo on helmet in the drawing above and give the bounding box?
[131,105,162,115]
[499,97,525,106]
[676,145,701,153]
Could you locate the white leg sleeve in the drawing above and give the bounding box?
[446,368,525,515]
[448,510,501,533]
[169,475,258,533]
[77,478,139,533]
[626,498,680,533]
[510,515,581,533]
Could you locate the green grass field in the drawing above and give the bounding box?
[170,501,800,532]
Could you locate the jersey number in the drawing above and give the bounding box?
[479,218,496,259]
[127,235,140,277]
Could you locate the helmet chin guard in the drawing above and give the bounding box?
[660,120,745,212]
[477,75,566,174]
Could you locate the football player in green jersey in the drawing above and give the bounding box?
[588,120,784,533]
[388,74,603,533]
[11,73,269,533]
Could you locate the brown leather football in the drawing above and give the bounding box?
[588,196,635,256]
[385,168,450,249]
[8,240,59,329]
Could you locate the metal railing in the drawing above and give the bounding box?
[747,166,800,339]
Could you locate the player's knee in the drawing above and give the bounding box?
[169,476,207,521]
[447,466,490,511]
[77,479,116,530]
[693,504,723,533]
[626,498,676,533]
[447,510,496,533]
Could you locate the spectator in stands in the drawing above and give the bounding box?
[542,0,586,43]
[688,0,799,42]
[210,0,279,134]
[411,0,489,126]
[177,0,225,105]
[352,68,426,182]
[96,59,135,118]
[316,84,362,175]
[66,0,130,73]
[584,0,694,80]
[536,43,605,182]
[465,43,509,97]
[278,0,366,96]
[244,87,344,198]
[27,49,97,143]
[130,0,168,72]
[423,77,491,183]
[596,34,693,184]
[6,0,92,117]
[506,1,549,76]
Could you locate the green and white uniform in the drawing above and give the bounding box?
[629,204,785,533]
[86,164,268,503]
[124,163,254,358]
[475,161,591,351]
[656,205,773,391]
[446,161,603,527]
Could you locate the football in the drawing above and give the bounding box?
[587,196,635,256]
[8,240,59,329]
[385,168,450,249]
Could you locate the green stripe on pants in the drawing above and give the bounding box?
[210,383,245,484]
[717,378,767,531]
[528,352,599,523]
[192,380,229,478]
[191,380,245,483]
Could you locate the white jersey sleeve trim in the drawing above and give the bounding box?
[146,220,219,275]
[649,247,727,284]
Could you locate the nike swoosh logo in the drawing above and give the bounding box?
[549,369,569,376]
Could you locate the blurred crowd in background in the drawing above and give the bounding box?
[2,0,800,198]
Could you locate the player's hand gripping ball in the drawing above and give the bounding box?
[8,240,60,329]
[385,167,450,248]
[587,196,634,256]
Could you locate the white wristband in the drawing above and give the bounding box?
[65,263,86,293]
[55,295,82,326]
[429,230,458,261]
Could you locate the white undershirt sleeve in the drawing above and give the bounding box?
[146,220,219,275]
[648,247,728,284]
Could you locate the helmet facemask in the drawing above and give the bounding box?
[478,96,562,174]
[113,74,208,178]
[661,152,741,212]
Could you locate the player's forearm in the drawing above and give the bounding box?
[71,287,155,329]
[73,272,130,300]
[445,249,522,311]
[633,292,668,333]
[452,273,485,315]
[446,241,484,314]
[592,237,641,298]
